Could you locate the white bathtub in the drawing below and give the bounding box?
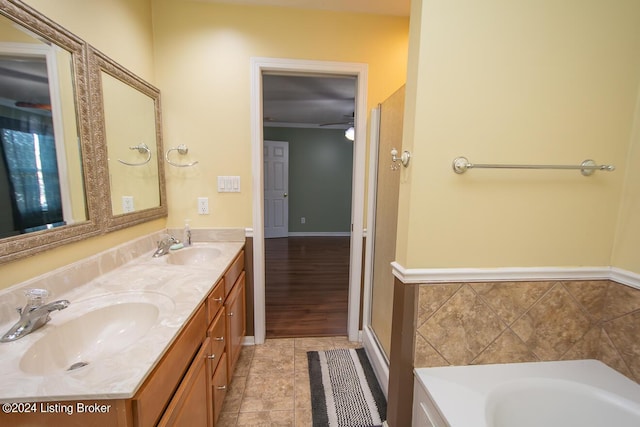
[413,360,640,427]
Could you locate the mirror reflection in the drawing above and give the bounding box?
[89,46,166,232]
[0,13,86,239]
[101,71,160,214]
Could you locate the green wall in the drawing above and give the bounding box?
[263,127,353,234]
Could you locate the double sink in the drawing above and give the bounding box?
[0,242,242,402]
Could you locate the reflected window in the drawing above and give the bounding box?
[0,112,63,236]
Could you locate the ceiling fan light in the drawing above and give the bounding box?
[345,126,355,141]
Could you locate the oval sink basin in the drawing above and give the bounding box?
[167,247,222,266]
[20,302,159,375]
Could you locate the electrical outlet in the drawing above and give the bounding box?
[122,196,134,213]
[197,197,209,215]
[301,217,306,224]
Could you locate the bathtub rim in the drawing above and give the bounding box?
[413,359,640,427]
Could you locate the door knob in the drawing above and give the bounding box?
[283,193,288,197]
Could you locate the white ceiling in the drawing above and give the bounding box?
[193,0,411,17]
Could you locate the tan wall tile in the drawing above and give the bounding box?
[604,310,640,381]
[509,284,592,360]
[603,282,640,320]
[413,280,639,384]
[472,330,538,365]
[417,284,461,328]
[562,280,609,321]
[472,281,553,324]
[417,285,506,365]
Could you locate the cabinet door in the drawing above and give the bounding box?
[212,353,228,425]
[158,338,212,427]
[225,272,245,383]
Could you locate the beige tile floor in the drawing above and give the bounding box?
[217,336,362,426]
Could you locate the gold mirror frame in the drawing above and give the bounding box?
[88,46,167,232]
[0,0,100,264]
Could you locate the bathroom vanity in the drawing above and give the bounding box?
[0,236,246,427]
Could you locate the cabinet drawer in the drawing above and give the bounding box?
[206,279,225,322]
[206,307,226,374]
[212,353,228,425]
[224,250,244,296]
[133,305,206,427]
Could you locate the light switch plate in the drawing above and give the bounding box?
[217,176,240,192]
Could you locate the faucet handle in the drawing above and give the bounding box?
[24,289,49,310]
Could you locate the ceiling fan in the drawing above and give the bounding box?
[320,113,355,141]
[319,112,354,127]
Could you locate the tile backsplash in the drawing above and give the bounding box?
[414,280,640,383]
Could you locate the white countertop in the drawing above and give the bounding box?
[0,241,244,402]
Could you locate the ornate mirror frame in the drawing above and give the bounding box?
[88,46,167,232]
[0,0,101,264]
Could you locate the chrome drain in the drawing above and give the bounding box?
[67,361,89,371]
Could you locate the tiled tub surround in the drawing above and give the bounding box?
[0,229,245,402]
[415,280,640,383]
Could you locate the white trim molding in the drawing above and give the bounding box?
[362,325,389,398]
[250,57,369,344]
[391,262,640,290]
[610,267,640,290]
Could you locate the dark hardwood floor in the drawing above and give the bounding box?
[265,236,350,338]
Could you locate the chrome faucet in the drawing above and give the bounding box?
[1,289,70,343]
[153,235,179,257]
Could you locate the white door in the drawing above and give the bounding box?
[263,140,289,238]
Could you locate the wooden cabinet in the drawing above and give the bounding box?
[158,338,211,427]
[206,250,245,425]
[153,249,245,427]
[134,305,207,427]
[225,272,245,383]
[211,353,228,422]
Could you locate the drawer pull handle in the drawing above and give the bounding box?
[207,354,216,360]
[228,312,234,317]
[216,385,227,391]
[214,336,224,341]
[212,297,223,303]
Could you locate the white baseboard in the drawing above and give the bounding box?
[242,336,255,346]
[362,325,390,399]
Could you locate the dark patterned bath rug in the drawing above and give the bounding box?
[307,347,387,427]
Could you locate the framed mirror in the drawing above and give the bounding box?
[88,46,167,232]
[0,0,100,264]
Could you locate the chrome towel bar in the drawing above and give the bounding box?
[452,157,615,176]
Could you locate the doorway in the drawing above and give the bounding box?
[251,57,368,344]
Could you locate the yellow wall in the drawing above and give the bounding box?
[1,0,161,288]
[398,0,640,272]
[151,0,409,228]
[23,0,156,81]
